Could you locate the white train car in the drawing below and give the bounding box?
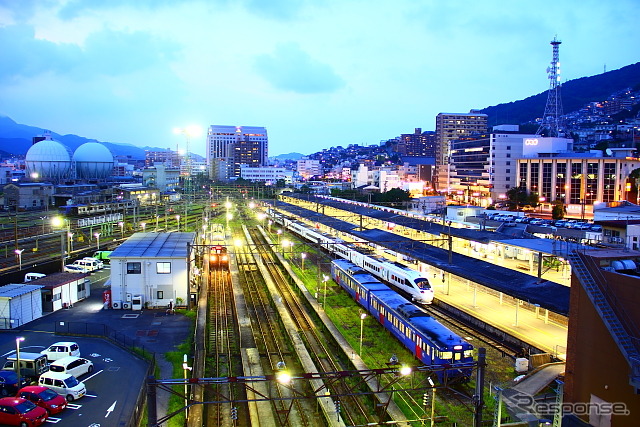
[268,208,434,304]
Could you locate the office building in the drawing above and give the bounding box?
[435,112,488,192]
[206,125,268,181]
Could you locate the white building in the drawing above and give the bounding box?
[0,284,44,329]
[206,125,268,181]
[142,164,181,192]
[239,165,293,184]
[296,158,322,179]
[108,232,196,310]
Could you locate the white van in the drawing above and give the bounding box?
[82,257,104,269]
[38,371,86,401]
[72,258,102,272]
[49,356,94,379]
[24,273,46,282]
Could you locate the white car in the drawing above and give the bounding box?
[82,257,104,269]
[64,264,89,273]
[40,342,80,362]
[49,356,94,379]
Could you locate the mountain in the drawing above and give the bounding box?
[270,152,305,161]
[478,62,640,127]
[0,115,152,159]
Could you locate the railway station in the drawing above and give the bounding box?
[269,194,570,360]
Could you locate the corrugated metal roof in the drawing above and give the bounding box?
[0,283,44,298]
[110,232,195,259]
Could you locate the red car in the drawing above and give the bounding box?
[0,396,48,427]
[16,386,67,415]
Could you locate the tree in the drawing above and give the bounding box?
[552,201,566,220]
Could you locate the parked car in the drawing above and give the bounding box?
[0,371,27,397]
[590,224,603,232]
[40,342,80,362]
[2,353,49,383]
[63,265,88,273]
[24,273,46,282]
[0,397,48,427]
[81,257,104,269]
[72,258,102,272]
[16,386,67,415]
[49,357,93,379]
[37,372,85,402]
[529,218,544,225]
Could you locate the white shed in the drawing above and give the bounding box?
[28,272,91,312]
[0,284,44,329]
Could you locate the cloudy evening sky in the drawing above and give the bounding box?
[1,0,638,156]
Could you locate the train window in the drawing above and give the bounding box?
[454,353,461,361]
[157,291,164,299]
[440,351,453,360]
[157,262,171,274]
[464,350,474,358]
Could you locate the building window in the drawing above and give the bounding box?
[157,290,164,299]
[127,262,142,274]
[157,262,171,274]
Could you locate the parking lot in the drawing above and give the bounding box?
[0,267,191,426]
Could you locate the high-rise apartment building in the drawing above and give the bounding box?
[206,125,268,181]
[399,128,437,157]
[435,112,488,192]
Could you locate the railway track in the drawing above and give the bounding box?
[235,229,311,426]
[248,226,377,426]
[205,266,244,426]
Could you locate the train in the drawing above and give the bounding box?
[208,245,229,269]
[331,258,474,380]
[269,209,434,304]
[58,200,137,217]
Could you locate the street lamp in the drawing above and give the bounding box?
[15,249,24,270]
[539,196,546,214]
[94,232,101,250]
[141,222,147,232]
[322,274,329,309]
[281,239,289,255]
[39,216,47,234]
[182,354,192,414]
[118,221,124,237]
[15,337,25,386]
[359,312,367,356]
[301,253,306,270]
[175,215,180,231]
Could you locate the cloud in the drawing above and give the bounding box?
[254,42,345,94]
[0,24,180,80]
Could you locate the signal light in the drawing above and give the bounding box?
[230,406,238,420]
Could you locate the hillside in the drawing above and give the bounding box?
[0,115,152,159]
[478,62,640,127]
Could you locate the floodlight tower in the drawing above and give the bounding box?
[537,36,564,137]
[174,126,201,232]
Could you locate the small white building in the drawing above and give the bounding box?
[29,272,91,312]
[0,284,44,329]
[109,232,196,310]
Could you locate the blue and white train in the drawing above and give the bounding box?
[331,259,474,380]
[270,210,434,304]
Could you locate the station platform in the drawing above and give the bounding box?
[431,272,568,359]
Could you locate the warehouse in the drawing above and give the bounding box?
[0,284,44,329]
